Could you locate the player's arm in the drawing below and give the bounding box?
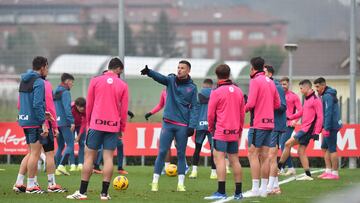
[239,92,245,136]
[323,94,334,131]
[314,99,324,134]
[141,65,169,86]
[245,80,258,112]
[207,91,218,133]
[189,87,199,129]
[86,80,95,126]
[275,86,286,113]
[61,90,75,126]
[45,82,58,128]
[150,91,166,114]
[120,85,129,133]
[33,79,46,124]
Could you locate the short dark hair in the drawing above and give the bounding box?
[32,56,48,71]
[280,77,289,83]
[299,79,312,87]
[203,78,213,85]
[250,56,265,71]
[61,73,75,83]
[179,60,191,69]
[215,64,231,79]
[314,77,326,85]
[264,64,274,75]
[75,97,86,107]
[108,57,124,70]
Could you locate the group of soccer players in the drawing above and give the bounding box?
[14,55,341,200]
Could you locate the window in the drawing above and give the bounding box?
[18,14,55,23]
[213,31,221,44]
[57,14,78,24]
[192,30,207,44]
[229,47,243,57]
[0,14,15,23]
[229,30,243,40]
[213,48,221,59]
[248,32,264,40]
[192,48,207,58]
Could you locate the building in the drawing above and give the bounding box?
[0,0,287,61]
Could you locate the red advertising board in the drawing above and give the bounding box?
[1,122,360,157]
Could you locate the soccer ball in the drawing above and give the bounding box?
[113,175,129,190]
[165,164,177,177]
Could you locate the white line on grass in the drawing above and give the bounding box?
[210,169,325,203]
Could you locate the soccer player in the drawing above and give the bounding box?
[189,78,217,179]
[72,97,86,171]
[314,77,342,180]
[141,60,198,192]
[67,57,128,200]
[279,77,302,176]
[264,65,287,195]
[54,73,76,175]
[204,64,245,200]
[243,57,280,198]
[16,56,49,193]
[278,80,323,181]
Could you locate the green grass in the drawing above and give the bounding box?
[1,165,360,202]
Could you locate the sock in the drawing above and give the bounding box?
[217,181,225,194]
[101,181,110,195]
[40,152,46,162]
[273,176,279,188]
[325,168,331,173]
[48,174,56,186]
[71,164,76,168]
[235,182,242,195]
[152,174,160,184]
[278,162,284,170]
[178,175,185,185]
[211,169,216,174]
[251,179,259,192]
[260,179,268,193]
[305,170,311,177]
[34,176,38,184]
[192,165,197,172]
[332,170,338,176]
[79,180,89,194]
[16,174,25,185]
[27,178,36,188]
[58,164,64,168]
[268,176,275,191]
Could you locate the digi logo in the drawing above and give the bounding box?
[107,78,113,84]
[229,86,234,92]
[18,115,29,120]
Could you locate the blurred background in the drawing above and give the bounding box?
[0,0,359,123]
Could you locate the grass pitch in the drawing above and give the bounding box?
[0,164,359,203]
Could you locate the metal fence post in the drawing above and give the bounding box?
[141,156,145,166]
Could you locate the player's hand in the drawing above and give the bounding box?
[41,123,49,137]
[75,135,80,143]
[128,111,135,119]
[186,128,195,137]
[145,112,152,120]
[118,132,123,139]
[290,120,297,127]
[313,134,319,141]
[322,129,330,137]
[45,111,55,121]
[53,128,59,138]
[140,65,150,75]
[70,124,75,132]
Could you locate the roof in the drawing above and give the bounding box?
[224,61,249,78]
[278,39,360,78]
[50,54,248,79]
[157,58,216,78]
[50,54,111,75]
